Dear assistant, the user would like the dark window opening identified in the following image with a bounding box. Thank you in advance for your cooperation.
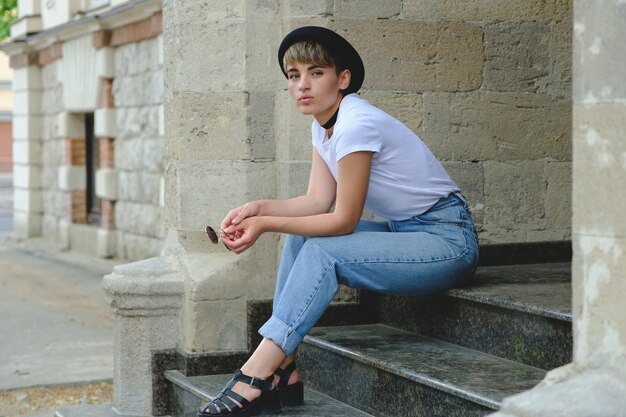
[85,113,101,225]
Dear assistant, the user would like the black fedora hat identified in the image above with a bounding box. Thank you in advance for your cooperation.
[277,26,365,95]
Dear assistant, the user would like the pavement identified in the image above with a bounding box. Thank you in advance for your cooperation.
[0,173,120,416]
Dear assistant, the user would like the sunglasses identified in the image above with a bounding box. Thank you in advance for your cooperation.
[205,226,221,244]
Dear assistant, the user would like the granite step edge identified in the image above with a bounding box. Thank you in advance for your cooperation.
[164,370,374,417]
[303,324,547,410]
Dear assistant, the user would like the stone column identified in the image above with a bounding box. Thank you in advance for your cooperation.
[489,1,626,416]
[12,57,44,238]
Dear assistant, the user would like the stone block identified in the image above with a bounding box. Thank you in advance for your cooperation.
[116,232,163,261]
[12,66,42,91]
[13,188,43,213]
[359,91,423,135]
[118,171,161,205]
[158,104,164,136]
[185,298,247,352]
[58,165,86,191]
[96,168,118,200]
[277,161,311,200]
[244,21,284,91]
[169,22,246,93]
[249,91,276,161]
[58,218,70,250]
[13,90,42,116]
[334,0,401,19]
[441,161,485,227]
[169,92,251,161]
[275,91,312,162]
[13,165,42,188]
[41,86,64,115]
[482,161,546,243]
[326,20,483,92]
[57,112,85,139]
[170,0,246,25]
[12,140,42,165]
[574,0,626,102]
[156,35,163,67]
[10,15,42,40]
[95,47,115,79]
[142,69,163,105]
[69,223,100,256]
[115,138,144,171]
[115,201,162,238]
[545,162,572,231]
[18,0,40,17]
[483,22,551,93]
[143,138,163,173]
[422,92,571,162]
[95,108,117,138]
[403,0,572,22]
[177,160,276,234]
[573,103,626,238]
[13,115,43,140]
[283,0,333,17]
[112,74,142,107]
[13,211,42,237]
[97,228,118,258]
[41,61,60,89]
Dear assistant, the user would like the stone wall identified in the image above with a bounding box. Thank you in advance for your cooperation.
[163,0,573,353]
[10,8,164,262]
[112,37,165,260]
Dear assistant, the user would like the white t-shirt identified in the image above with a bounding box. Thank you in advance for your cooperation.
[311,94,459,221]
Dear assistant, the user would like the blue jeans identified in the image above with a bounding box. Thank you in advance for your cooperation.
[258,193,479,355]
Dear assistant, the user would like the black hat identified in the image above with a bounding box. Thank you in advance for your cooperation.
[277,26,365,95]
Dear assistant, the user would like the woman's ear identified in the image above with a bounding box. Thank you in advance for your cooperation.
[339,69,351,91]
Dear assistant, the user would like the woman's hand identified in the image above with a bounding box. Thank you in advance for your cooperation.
[220,201,262,240]
[221,217,265,254]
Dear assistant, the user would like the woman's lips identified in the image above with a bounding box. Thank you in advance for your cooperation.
[299,96,313,104]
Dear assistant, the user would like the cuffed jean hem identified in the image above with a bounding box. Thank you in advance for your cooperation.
[258,315,303,356]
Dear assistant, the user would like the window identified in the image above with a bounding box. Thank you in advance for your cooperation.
[85,113,100,225]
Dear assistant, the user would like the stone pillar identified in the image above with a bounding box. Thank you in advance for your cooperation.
[12,56,44,238]
[102,256,184,416]
[162,0,282,353]
[489,1,626,416]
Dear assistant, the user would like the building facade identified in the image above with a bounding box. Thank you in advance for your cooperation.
[2,0,164,260]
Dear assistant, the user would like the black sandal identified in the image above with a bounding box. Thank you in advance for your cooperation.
[197,369,280,416]
[275,362,304,407]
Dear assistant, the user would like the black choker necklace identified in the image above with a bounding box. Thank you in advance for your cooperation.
[322,107,340,130]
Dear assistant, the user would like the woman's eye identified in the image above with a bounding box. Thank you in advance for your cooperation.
[288,74,299,80]
[312,71,323,76]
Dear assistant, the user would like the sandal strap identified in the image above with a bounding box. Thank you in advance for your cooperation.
[276,362,298,388]
[232,369,274,392]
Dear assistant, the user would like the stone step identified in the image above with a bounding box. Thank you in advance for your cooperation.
[164,369,373,417]
[299,324,547,417]
[380,262,572,369]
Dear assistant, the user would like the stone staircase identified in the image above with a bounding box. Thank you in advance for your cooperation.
[164,251,572,417]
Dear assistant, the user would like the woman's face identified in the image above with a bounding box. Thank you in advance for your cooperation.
[286,62,351,119]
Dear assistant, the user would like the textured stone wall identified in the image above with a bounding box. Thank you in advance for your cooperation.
[273,1,572,244]
[112,37,164,260]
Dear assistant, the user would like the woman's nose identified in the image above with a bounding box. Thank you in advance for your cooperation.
[298,76,310,90]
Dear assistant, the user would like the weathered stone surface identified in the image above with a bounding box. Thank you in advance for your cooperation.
[441,161,485,228]
[244,21,284,91]
[574,0,626,102]
[186,298,248,352]
[334,0,401,19]
[115,138,145,171]
[114,201,162,238]
[327,20,483,92]
[483,20,571,99]
[118,171,161,205]
[41,86,63,115]
[482,161,546,243]
[249,91,276,161]
[116,232,163,261]
[275,91,312,162]
[283,0,333,17]
[422,92,571,161]
[168,92,250,161]
[545,162,572,232]
[277,161,311,200]
[176,160,276,234]
[168,22,246,93]
[40,61,60,89]
[403,0,572,22]
[573,103,626,238]
[359,91,423,135]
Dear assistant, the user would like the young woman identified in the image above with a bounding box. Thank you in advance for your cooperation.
[198,26,479,417]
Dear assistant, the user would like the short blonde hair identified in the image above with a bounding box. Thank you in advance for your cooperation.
[282,40,339,73]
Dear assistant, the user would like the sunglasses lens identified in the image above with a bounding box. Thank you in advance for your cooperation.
[206,226,219,244]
